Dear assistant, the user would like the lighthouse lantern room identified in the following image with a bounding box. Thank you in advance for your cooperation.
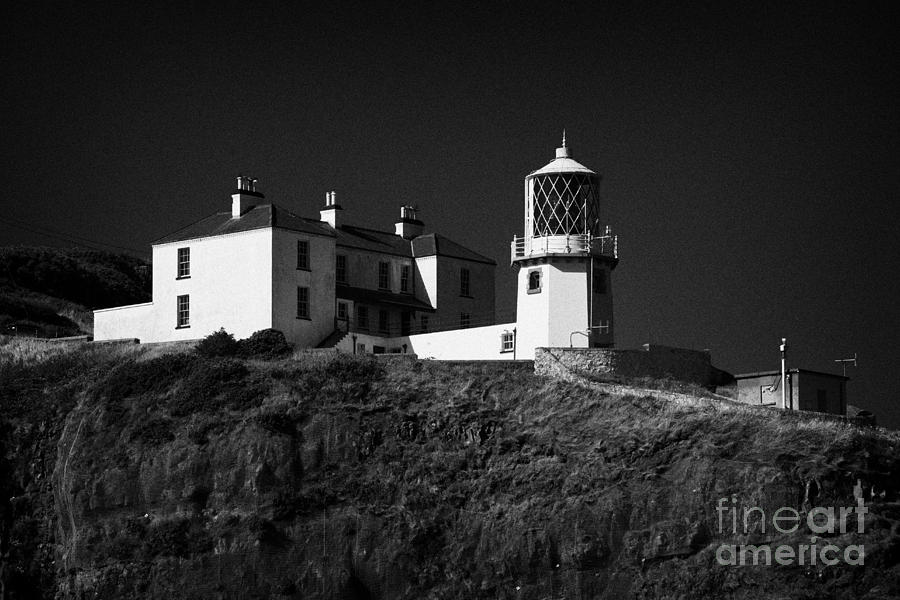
[511,134,618,354]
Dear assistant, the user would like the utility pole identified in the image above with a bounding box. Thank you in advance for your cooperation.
[780,338,788,410]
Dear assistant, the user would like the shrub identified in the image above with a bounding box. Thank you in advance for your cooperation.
[195,328,240,358]
[239,328,292,359]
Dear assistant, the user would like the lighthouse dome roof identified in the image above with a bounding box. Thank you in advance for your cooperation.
[527,144,596,178]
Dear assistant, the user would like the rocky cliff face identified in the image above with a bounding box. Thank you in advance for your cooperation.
[2,342,899,599]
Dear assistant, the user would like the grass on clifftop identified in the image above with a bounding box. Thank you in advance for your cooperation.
[1,338,899,599]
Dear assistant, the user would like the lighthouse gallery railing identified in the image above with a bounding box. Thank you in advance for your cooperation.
[510,233,618,262]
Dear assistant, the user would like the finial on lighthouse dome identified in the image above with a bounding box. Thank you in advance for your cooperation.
[556,129,571,158]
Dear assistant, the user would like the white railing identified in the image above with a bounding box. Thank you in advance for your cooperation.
[511,233,618,262]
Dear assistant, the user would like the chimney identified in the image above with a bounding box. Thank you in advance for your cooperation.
[231,176,264,218]
[395,205,424,239]
[320,191,342,228]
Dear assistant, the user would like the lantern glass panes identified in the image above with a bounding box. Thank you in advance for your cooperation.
[530,173,599,237]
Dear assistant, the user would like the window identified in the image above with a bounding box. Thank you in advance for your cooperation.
[596,320,610,335]
[527,269,542,294]
[500,331,515,353]
[593,265,607,294]
[357,305,369,330]
[297,240,310,270]
[373,345,386,354]
[400,265,411,293]
[356,343,366,354]
[337,301,348,321]
[460,268,471,296]
[378,262,390,290]
[177,248,190,279]
[390,347,402,354]
[378,309,389,334]
[420,315,429,333]
[460,312,470,329]
[336,255,347,284]
[176,295,190,328]
[296,286,310,319]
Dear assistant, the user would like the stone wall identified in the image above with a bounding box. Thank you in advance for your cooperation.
[534,344,722,387]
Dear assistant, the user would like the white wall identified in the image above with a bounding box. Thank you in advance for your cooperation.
[272,228,336,347]
[515,259,591,358]
[95,229,275,343]
[151,229,274,342]
[93,302,154,341]
[335,322,518,360]
[406,322,516,360]
[414,255,437,307]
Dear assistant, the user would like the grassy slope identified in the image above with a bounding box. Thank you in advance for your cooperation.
[0,246,150,337]
[1,339,898,599]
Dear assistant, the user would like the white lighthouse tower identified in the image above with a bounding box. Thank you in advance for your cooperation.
[511,134,618,357]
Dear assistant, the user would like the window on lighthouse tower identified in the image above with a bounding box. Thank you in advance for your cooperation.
[527,269,542,294]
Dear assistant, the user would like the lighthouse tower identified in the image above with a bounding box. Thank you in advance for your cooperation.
[511,134,618,357]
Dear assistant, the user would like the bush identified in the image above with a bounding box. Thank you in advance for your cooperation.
[195,328,240,357]
[195,328,292,359]
[239,328,293,359]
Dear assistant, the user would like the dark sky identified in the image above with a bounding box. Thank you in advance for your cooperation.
[3,2,899,427]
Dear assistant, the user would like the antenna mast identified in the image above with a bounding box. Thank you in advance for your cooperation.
[834,353,857,377]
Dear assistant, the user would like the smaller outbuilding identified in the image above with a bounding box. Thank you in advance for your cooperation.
[730,369,848,416]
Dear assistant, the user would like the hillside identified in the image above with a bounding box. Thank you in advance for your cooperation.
[0,246,150,337]
[1,339,898,599]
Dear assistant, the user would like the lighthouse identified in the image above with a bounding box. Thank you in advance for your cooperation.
[511,134,618,356]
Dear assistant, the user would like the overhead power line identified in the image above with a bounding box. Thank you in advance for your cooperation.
[0,215,150,257]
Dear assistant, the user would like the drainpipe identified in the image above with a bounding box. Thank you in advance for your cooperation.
[780,338,787,410]
[352,335,357,355]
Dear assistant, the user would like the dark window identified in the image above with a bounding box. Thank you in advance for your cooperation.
[372,345,386,354]
[378,262,390,290]
[378,309,389,334]
[527,269,542,293]
[401,311,411,335]
[337,301,348,321]
[177,248,190,278]
[176,294,190,328]
[336,255,347,284]
[357,305,369,330]
[297,240,310,270]
[460,268,471,296]
[420,315,429,333]
[400,265,411,293]
[356,343,366,354]
[460,312,470,329]
[296,286,310,319]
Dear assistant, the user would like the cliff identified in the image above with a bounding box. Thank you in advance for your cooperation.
[1,339,898,599]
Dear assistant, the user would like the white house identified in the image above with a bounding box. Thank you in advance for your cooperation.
[94,138,618,359]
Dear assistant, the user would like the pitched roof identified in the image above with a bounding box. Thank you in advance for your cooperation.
[336,285,436,312]
[335,227,496,265]
[153,203,334,245]
[412,233,496,265]
[334,225,414,257]
[152,203,496,265]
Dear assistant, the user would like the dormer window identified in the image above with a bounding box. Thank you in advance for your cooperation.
[177,248,190,279]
